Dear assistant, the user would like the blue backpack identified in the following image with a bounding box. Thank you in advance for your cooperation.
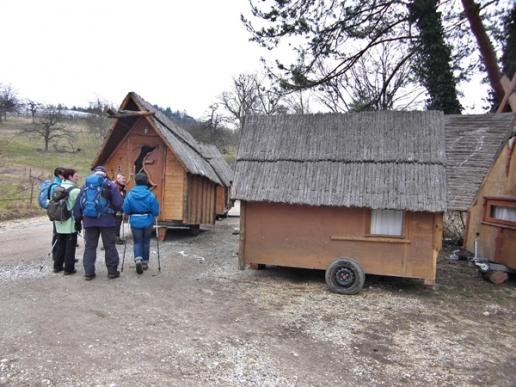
[80,174,114,218]
[38,179,58,209]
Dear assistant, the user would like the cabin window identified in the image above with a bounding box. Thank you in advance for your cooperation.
[484,197,516,228]
[370,209,404,236]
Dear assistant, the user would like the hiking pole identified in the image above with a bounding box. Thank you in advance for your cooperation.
[121,215,127,272]
[155,217,161,272]
[40,238,59,271]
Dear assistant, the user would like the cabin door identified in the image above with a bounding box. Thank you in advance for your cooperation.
[128,136,165,205]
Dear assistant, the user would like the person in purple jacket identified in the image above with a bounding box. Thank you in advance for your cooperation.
[73,166,123,280]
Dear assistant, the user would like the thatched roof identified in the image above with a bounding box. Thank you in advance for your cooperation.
[445,113,515,211]
[198,144,233,187]
[232,111,447,212]
[93,92,222,185]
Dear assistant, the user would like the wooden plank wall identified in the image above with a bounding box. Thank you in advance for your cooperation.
[466,139,516,269]
[215,185,226,215]
[186,175,216,225]
[242,202,438,283]
[161,149,185,221]
[104,136,130,181]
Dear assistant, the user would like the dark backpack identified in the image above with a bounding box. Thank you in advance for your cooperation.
[47,186,74,221]
[38,179,57,209]
[80,174,114,218]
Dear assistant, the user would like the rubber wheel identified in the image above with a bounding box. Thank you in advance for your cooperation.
[325,258,365,295]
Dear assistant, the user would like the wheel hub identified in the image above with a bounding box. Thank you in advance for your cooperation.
[335,267,355,287]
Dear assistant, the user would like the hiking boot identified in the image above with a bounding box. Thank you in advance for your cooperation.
[116,238,124,245]
[84,273,96,281]
[63,269,77,275]
[142,262,149,271]
[135,261,143,275]
[53,267,64,273]
[108,271,120,279]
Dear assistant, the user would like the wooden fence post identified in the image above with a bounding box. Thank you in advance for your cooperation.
[29,168,34,206]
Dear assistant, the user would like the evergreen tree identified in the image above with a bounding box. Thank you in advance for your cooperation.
[409,0,462,113]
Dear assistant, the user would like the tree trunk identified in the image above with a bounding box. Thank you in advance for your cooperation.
[461,0,505,101]
[44,137,49,152]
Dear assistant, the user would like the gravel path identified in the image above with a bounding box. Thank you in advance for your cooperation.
[0,216,515,386]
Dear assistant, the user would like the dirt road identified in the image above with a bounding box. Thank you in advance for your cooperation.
[0,216,515,386]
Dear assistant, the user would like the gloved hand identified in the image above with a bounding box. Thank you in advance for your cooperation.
[74,219,82,234]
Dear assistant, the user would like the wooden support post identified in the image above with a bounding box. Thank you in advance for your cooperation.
[485,271,509,285]
[157,227,167,241]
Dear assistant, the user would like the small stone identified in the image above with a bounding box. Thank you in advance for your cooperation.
[292,352,299,357]
[483,311,490,317]
[0,359,7,363]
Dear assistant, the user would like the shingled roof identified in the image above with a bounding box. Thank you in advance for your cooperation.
[198,144,233,187]
[445,113,515,211]
[232,111,447,212]
[93,92,221,185]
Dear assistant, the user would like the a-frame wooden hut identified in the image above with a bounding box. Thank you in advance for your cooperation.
[199,144,234,218]
[232,111,447,294]
[93,92,225,239]
[446,113,515,282]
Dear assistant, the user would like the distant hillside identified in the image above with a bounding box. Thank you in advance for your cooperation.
[153,105,196,124]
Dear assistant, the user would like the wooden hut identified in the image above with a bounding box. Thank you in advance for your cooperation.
[199,144,234,218]
[446,113,516,282]
[232,111,447,294]
[93,92,227,239]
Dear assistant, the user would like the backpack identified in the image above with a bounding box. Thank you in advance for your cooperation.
[38,179,58,209]
[47,186,74,221]
[80,174,115,218]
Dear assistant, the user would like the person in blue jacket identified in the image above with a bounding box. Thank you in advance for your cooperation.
[123,173,160,274]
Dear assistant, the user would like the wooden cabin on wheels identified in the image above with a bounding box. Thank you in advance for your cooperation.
[199,144,234,218]
[446,113,516,283]
[232,111,447,294]
[92,92,232,239]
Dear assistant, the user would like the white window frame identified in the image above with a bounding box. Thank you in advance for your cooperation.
[370,209,404,237]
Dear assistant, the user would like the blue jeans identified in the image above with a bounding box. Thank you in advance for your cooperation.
[131,226,152,262]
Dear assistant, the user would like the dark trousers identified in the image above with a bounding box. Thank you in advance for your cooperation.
[83,227,119,276]
[131,226,153,262]
[54,233,77,272]
[114,215,123,238]
[51,223,59,261]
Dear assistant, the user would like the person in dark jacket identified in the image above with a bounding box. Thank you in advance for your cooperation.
[122,173,160,274]
[73,166,123,280]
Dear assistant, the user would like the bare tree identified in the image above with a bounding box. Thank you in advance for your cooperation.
[219,73,290,130]
[219,74,259,130]
[86,98,113,139]
[284,90,312,114]
[315,44,423,112]
[21,105,74,152]
[0,84,20,122]
[25,100,41,123]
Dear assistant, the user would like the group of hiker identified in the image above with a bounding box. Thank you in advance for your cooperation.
[43,166,159,280]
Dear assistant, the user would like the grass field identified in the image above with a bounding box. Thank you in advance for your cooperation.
[0,115,102,220]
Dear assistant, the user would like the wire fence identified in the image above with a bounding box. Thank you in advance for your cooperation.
[0,168,47,206]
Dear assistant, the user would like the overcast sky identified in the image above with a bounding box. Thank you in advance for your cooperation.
[2,1,488,119]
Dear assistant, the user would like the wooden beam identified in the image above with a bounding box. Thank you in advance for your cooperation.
[496,74,516,113]
[107,109,155,118]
